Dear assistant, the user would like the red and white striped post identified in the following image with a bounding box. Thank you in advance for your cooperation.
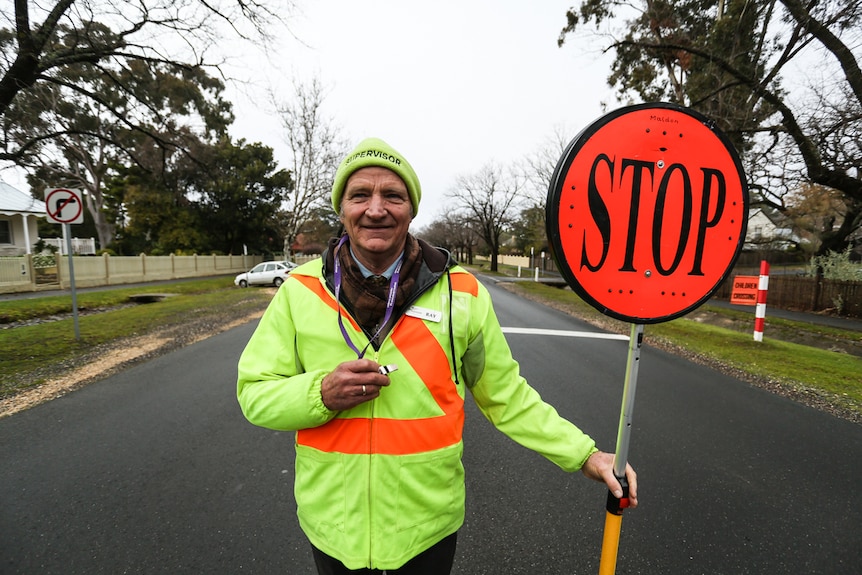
[753,260,770,342]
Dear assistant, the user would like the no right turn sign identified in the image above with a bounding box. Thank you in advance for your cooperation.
[45,188,84,225]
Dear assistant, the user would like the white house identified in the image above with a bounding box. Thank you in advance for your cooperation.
[0,181,45,256]
[745,207,799,251]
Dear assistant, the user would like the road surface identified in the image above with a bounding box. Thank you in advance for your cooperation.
[1,277,860,574]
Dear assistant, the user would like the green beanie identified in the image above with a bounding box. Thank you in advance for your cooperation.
[331,137,422,216]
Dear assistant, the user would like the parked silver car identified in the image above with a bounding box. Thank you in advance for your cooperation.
[234,261,297,288]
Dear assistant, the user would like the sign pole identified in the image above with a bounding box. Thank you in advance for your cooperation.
[64,222,81,341]
[753,261,770,342]
[598,323,643,575]
[44,187,84,342]
[545,103,749,574]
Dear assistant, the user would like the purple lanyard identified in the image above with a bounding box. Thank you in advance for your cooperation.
[333,235,403,358]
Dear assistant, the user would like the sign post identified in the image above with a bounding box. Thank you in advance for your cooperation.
[545,103,748,574]
[753,261,770,342]
[44,187,84,341]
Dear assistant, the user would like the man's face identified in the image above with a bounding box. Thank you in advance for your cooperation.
[340,166,413,271]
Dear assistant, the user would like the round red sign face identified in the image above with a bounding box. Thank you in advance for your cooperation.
[547,103,748,324]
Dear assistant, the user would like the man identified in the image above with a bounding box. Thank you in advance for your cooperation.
[237,137,637,574]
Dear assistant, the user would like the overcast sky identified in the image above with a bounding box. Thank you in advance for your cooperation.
[226,0,619,229]
[0,1,620,231]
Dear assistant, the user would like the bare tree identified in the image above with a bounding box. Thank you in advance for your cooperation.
[518,124,576,253]
[523,124,573,208]
[448,163,525,272]
[447,211,481,265]
[275,77,347,256]
[415,209,478,265]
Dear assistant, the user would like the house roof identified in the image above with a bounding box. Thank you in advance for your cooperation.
[0,180,46,217]
[746,207,799,245]
[749,206,792,227]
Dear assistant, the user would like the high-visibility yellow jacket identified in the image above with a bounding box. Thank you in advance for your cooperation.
[237,245,597,570]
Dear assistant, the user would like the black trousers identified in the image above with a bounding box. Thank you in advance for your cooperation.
[310,532,458,575]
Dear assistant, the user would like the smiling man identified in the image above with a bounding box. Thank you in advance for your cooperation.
[237,137,637,574]
[337,165,414,274]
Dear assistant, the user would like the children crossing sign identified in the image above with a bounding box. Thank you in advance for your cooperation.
[547,103,748,324]
[45,188,84,225]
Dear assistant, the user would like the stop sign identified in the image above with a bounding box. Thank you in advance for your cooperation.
[547,103,748,324]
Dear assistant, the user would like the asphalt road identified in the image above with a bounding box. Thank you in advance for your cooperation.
[1,278,860,574]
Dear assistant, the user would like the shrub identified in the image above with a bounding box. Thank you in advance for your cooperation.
[808,247,862,281]
[31,253,56,268]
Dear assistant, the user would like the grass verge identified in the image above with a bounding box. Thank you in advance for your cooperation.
[0,277,243,324]
[508,280,862,421]
[0,278,272,399]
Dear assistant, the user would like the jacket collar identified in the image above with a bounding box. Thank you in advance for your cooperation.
[322,234,457,297]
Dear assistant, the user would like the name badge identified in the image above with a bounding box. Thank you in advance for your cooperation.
[406,305,442,323]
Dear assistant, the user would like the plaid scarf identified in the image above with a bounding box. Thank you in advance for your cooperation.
[333,234,423,343]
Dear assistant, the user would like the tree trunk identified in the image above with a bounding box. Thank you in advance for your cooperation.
[83,188,114,250]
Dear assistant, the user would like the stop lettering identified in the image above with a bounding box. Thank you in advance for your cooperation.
[547,103,748,324]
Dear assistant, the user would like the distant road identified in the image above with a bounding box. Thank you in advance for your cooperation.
[492,273,862,333]
[705,296,862,331]
[1,277,860,573]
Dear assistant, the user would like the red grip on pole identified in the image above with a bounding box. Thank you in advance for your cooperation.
[605,476,630,516]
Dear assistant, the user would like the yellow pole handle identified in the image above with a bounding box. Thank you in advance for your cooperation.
[598,510,623,575]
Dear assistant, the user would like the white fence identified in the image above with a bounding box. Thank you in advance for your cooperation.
[475,254,552,270]
[40,237,97,255]
[0,253,265,293]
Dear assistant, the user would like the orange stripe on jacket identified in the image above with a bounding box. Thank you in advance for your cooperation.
[450,272,478,297]
[298,413,464,456]
[296,278,468,455]
[292,274,360,331]
[391,316,462,415]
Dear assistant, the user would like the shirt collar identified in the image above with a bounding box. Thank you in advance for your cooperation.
[349,246,404,279]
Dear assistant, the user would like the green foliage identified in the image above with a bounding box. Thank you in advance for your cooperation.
[1,2,296,259]
[2,18,235,252]
[562,0,772,154]
[509,205,548,255]
[808,248,862,281]
[105,136,289,255]
[31,253,56,268]
[33,239,58,255]
[189,137,292,255]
